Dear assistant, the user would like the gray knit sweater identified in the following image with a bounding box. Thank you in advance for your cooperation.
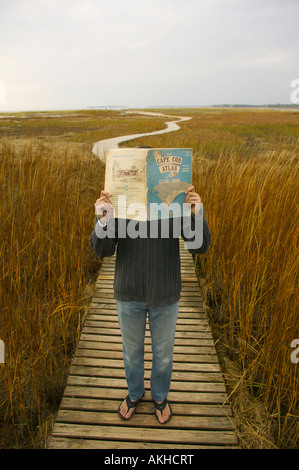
[89,213,211,307]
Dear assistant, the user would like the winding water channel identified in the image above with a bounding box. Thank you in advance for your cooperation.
[92,111,192,162]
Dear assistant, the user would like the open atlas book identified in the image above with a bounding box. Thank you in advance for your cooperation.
[105,148,192,221]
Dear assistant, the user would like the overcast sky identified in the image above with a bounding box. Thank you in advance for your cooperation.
[0,0,298,111]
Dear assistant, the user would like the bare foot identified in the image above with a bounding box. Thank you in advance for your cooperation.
[118,398,136,419]
[155,400,172,424]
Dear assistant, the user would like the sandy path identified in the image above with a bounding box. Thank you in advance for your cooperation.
[92,111,191,162]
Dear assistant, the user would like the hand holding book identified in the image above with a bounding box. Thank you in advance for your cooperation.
[184,185,203,215]
[94,190,114,226]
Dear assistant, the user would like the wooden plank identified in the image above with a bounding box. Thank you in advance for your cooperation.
[66,375,226,393]
[76,341,217,355]
[55,409,235,431]
[82,325,211,336]
[51,423,238,445]
[86,309,207,319]
[59,397,232,417]
[87,306,207,315]
[75,349,219,363]
[62,386,229,404]
[85,310,206,319]
[68,365,224,383]
[79,333,215,347]
[83,322,210,333]
[71,357,222,373]
[47,437,236,449]
[84,316,209,327]
[82,325,213,338]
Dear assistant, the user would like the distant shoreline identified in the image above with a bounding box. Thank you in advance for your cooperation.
[1,104,299,114]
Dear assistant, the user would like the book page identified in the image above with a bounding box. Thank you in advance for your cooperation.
[105,148,148,221]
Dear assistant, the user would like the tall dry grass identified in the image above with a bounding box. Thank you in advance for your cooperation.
[193,149,298,448]
[0,138,104,447]
[0,109,298,448]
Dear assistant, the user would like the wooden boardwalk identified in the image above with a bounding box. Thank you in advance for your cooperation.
[47,239,238,449]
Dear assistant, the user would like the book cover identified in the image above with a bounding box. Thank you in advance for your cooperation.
[146,148,192,220]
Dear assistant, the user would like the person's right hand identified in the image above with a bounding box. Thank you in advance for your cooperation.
[94,190,114,225]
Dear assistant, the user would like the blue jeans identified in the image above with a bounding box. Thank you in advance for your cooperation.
[116,299,179,403]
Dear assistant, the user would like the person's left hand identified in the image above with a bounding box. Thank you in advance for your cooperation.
[184,185,203,215]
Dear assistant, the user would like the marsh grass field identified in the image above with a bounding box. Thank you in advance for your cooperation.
[0,108,298,448]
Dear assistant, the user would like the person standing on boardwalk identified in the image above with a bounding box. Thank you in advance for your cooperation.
[89,185,211,424]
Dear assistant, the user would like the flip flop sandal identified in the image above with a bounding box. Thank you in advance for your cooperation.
[154,398,173,424]
[118,393,144,420]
